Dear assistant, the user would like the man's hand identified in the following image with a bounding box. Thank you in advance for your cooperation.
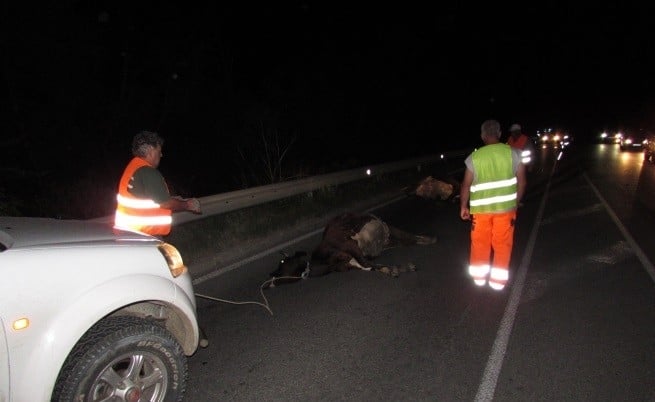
[166,196,202,213]
[460,168,473,221]
[186,198,202,214]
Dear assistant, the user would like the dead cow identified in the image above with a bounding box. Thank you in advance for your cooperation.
[413,176,460,202]
[267,212,436,287]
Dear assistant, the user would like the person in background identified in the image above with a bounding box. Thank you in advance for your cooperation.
[459,120,526,291]
[114,130,201,236]
[507,123,536,172]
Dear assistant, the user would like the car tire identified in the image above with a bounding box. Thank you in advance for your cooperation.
[52,315,187,402]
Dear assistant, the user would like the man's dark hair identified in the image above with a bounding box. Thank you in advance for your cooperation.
[132,131,164,157]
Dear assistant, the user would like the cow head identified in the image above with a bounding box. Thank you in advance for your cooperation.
[265,251,310,288]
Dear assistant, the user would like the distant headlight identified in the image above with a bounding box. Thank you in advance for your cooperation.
[158,242,187,277]
[625,139,633,145]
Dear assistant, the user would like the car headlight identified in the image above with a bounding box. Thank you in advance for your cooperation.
[158,242,187,277]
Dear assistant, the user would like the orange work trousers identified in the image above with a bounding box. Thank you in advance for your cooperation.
[469,210,516,289]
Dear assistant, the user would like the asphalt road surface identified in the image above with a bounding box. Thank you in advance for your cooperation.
[186,142,655,402]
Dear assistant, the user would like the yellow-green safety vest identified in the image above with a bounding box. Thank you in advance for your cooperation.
[469,143,517,214]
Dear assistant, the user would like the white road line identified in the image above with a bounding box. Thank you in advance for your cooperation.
[583,173,655,283]
[474,160,557,402]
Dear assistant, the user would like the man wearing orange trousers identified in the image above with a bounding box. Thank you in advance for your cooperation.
[459,120,526,290]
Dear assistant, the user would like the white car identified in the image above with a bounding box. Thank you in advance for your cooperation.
[0,217,200,401]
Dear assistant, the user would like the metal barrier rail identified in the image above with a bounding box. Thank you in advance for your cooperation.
[94,149,470,225]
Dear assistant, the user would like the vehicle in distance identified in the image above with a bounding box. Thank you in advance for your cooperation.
[599,132,622,144]
[619,132,648,151]
[0,217,200,401]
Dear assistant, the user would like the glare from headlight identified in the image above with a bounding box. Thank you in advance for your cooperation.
[158,242,187,277]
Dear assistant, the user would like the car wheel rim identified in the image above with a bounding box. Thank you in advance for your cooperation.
[89,351,168,402]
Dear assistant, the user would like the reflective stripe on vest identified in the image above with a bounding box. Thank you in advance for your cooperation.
[470,143,517,214]
[509,135,532,164]
[114,157,172,236]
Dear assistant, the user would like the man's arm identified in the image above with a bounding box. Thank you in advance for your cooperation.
[161,197,202,214]
[460,168,473,220]
[516,162,527,204]
[138,168,202,214]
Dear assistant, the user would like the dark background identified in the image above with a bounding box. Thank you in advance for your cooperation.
[2,2,655,218]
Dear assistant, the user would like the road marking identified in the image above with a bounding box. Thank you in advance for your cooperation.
[583,173,655,283]
[474,163,655,401]
[474,159,557,402]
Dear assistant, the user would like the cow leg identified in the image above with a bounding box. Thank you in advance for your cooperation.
[347,257,372,271]
[373,262,418,277]
[328,241,373,271]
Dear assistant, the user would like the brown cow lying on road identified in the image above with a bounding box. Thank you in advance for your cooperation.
[266,212,436,287]
[412,176,461,202]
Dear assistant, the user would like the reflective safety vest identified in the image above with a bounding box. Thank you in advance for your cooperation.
[508,134,532,164]
[507,134,528,149]
[114,157,172,236]
[469,143,518,214]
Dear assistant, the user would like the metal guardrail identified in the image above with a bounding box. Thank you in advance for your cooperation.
[93,149,470,225]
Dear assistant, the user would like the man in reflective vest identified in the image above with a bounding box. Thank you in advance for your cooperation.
[114,131,201,236]
[507,123,536,172]
[459,120,526,291]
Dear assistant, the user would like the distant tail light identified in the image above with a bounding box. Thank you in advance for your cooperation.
[158,242,187,277]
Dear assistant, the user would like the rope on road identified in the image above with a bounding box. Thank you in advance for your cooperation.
[195,275,304,316]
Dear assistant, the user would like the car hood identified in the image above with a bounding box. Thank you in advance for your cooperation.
[0,217,157,250]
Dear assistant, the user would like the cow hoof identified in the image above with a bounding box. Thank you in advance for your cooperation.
[407,263,417,272]
[379,267,391,275]
[391,267,400,277]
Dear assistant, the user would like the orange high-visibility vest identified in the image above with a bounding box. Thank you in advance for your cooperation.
[508,134,533,164]
[507,134,528,149]
[114,157,172,236]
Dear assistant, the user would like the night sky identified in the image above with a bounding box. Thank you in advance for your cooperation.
[2,3,655,218]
